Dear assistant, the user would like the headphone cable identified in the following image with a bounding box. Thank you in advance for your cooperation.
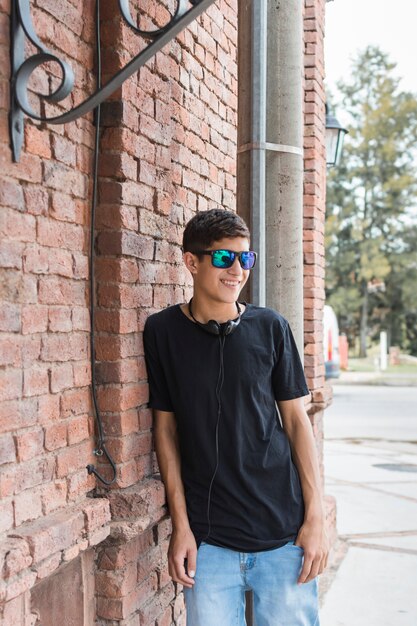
[202,332,226,541]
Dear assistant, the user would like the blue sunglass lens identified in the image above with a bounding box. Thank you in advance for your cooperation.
[212,250,233,267]
[240,252,256,269]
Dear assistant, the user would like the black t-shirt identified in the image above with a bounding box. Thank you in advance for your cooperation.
[143,303,309,552]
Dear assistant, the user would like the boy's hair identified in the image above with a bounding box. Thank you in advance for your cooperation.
[183,209,250,253]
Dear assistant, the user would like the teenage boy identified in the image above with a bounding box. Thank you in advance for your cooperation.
[144,209,328,626]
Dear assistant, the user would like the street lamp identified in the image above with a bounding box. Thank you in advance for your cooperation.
[325,104,348,167]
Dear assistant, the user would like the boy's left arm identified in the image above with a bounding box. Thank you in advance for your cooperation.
[278,396,330,584]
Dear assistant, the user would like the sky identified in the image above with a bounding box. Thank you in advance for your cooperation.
[325,0,417,218]
[325,0,417,99]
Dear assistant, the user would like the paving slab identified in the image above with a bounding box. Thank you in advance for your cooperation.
[326,483,417,536]
[324,385,417,441]
[351,534,417,552]
[368,481,417,500]
[324,445,417,484]
[320,546,417,626]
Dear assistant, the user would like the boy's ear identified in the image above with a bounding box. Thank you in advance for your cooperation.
[183,251,198,274]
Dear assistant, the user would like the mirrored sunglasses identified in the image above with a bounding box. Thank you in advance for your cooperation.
[194,249,257,270]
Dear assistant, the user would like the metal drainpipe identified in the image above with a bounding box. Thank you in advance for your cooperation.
[248,0,267,307]
[237,0,266,308]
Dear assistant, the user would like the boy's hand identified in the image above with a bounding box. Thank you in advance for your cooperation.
[295,520,329,584]
[168,527,197,588]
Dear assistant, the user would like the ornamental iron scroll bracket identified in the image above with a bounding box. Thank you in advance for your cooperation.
[9,0,216,162]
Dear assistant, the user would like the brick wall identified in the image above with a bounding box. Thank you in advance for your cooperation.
[0,0,238,623]
[303,0,336,542]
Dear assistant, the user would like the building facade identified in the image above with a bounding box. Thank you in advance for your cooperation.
[0,0,332,623]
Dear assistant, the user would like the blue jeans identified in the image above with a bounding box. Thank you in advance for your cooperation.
[184,541,320,626]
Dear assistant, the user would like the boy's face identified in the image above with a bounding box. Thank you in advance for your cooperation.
[184,237,251,304]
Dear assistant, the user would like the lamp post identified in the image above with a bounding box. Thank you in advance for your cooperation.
[325,104,348,167]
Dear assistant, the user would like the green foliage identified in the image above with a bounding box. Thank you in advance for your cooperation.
[326,46,417,356]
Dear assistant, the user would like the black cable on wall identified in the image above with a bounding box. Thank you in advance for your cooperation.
[86,0,117,486]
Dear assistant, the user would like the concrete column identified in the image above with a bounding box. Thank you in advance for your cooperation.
[237,0,304,354]
[265,0,304,352]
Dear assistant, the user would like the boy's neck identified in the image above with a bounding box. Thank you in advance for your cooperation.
[188,295,242,324]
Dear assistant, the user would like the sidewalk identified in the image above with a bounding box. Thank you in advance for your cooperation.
[318,385,417,625]
[333,369,417,387]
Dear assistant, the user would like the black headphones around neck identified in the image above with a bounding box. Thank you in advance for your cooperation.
[188,298,241,336]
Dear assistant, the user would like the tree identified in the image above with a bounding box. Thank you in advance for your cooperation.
[325,46,417,357]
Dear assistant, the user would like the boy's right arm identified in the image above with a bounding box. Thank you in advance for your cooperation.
[154,409,197,588]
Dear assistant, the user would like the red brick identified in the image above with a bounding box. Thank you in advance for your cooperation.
[96,562,137,598]
[104,457,139,489]
[52,134,77,167]
[44,421,67,451]
[15,427,44,461]
[48,306,73,332]
[51,191,78,223]
[50,361,74,392]
[21,304,48,334]
[60,387,91,417]
[24,185,49,216]
[25,124,52,158]
[157,606,173,626]
[41,479,67,514]
[139,581,174,625]
[72,361,91,387]
[136,453,153,481]
[82,497,110,532]
[95,308,138,334]
[0,399,37,436]
[0,499,14,534]
[37,394,60,424]
[42,159,86,197]
[72,306,90,331]
[14,487,43,525]
[96,358,143,385]
[0,239,24,269]
[97,384,148,413]
[100,410,139,437]
[40,333,88,362]
[96,231,154,260]
[11,506,85,563]
[1,208,36,242]
[1,537,33,580]
[104,432,151,464]
[38,276,86,305]
[0,432,16,465]
[67,414,90,445]
[0,334,21,367]
[96,257,139,283]
[0,179,24,210]
[72,252,89,279]
[37,216,85,251]
[67,467,96,501]
[0,368,23,401]
[23,243,49,273]
[0,455,54,498]
[23,364,50,397]
[47,247,74,277]
[56,440,94,478]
